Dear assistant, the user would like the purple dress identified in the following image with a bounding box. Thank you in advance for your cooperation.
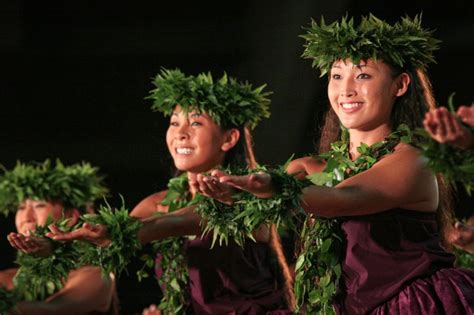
[335,209,474,314]
[185,234,289,314]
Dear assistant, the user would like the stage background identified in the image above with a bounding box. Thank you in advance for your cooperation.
[0,1,472,313]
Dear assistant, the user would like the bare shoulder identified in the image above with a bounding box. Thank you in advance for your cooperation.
[379,142,427,170]
[130,190,169,218]
[287,156,326,179]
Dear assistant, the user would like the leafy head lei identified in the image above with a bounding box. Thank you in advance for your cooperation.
[301,14,441,76]
[0,159,108,216]
[147,68,271,129]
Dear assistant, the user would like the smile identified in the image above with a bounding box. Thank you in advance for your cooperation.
[176,148,194,155]
[340,102,363,112]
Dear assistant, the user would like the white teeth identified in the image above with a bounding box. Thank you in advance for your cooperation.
[341,102,362,109]
[176,148,193,155]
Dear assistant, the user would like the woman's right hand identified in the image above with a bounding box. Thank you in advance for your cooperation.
[7,233,53,257]
[423,107,474,149]
[46,222,111,247]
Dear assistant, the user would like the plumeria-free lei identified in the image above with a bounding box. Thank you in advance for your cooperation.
[295,124,411,314]
[194,163,306,248]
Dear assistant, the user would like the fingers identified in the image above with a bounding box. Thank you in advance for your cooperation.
[142,304,161,315]
[457,105,474,126]
[7,233,42,253]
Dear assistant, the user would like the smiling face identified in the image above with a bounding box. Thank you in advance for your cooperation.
[166,106,238,173]
[15,199,64,235]
[328,59,409,132]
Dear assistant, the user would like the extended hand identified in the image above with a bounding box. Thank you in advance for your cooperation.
[7,233,54,257]
[423,107,474,149]
[218,171,274,198]
[46,222,111,247]
[190,170,236,205]
[457,105,474,127]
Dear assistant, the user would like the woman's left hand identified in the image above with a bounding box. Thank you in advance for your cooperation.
[7,232,54,257]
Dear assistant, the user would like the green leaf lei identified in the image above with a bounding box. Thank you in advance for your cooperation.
[301,14,440,76]
[78,201,143,277]
[147,68,271,129]
[412,96,474,195]
[0,286,20,314]
[295,124,410,314]
[194,163,306,248]
[143,173,192,315]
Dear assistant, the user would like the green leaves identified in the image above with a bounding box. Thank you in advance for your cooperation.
[296,125,408,313]
[148,68,271,129]
[195,165,306,248]
[0,159,108,217]
[301,14,440,76]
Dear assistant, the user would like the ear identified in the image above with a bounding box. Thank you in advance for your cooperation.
[221,128,240,152]
[394,73,411,97]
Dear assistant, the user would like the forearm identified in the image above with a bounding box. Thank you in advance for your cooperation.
[137,206,202,245]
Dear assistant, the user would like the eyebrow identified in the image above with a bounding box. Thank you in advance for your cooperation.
[190,113,202,118]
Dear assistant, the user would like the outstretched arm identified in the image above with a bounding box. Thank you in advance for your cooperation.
[12,266,115,315]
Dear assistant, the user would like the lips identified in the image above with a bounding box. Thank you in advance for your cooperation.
[175,147,194,155]
[340,102,363,113]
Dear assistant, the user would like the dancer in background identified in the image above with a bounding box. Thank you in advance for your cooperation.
[0,160,118,315]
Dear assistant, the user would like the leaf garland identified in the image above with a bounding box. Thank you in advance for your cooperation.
[147,68,271,129]
[194,163,306,248]
[0,286,20,314]
[0,159,108,217]
[78,201,143,277]
[411,95,474,195]
[295,124,410,314]
[301,14,440,76]
[139,173,192,315]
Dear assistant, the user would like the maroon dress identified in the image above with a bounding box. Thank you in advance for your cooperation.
[155,235,289,315]
[185,234,289,314]
[335,209,474,314]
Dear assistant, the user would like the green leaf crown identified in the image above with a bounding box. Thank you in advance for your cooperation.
[301,14,441,76]
[0,159,108,216]
[147,68,271,129]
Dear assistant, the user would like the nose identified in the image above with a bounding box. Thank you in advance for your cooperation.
[23,203,36,222]
[340,78,357,97]
[174,124,190,141]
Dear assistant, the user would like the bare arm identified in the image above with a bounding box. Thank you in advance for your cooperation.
[137,206,202,245]
[13,266,115,315]
[301,145,438,217]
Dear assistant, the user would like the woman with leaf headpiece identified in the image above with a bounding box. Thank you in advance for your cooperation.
[197,14,474,314]
[50,69,294,315]
[0,160,118,315]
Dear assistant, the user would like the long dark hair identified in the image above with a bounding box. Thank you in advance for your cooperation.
[316,62,453,246]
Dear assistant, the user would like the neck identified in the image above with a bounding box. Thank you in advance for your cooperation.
[348,124,392,159]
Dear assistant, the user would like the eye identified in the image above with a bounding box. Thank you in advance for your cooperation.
[331,73,342,80]
[17,205,26,211]
[357,73,371,80]
[190,121,203,127]
[34,203,47,210]
[169,121,179,127]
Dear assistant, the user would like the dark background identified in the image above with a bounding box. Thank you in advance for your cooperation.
[0,1,473,313]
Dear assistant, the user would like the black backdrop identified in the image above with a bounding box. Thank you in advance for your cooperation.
[0,1,473,313]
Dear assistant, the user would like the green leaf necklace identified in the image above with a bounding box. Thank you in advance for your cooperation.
[295,124,410,314]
